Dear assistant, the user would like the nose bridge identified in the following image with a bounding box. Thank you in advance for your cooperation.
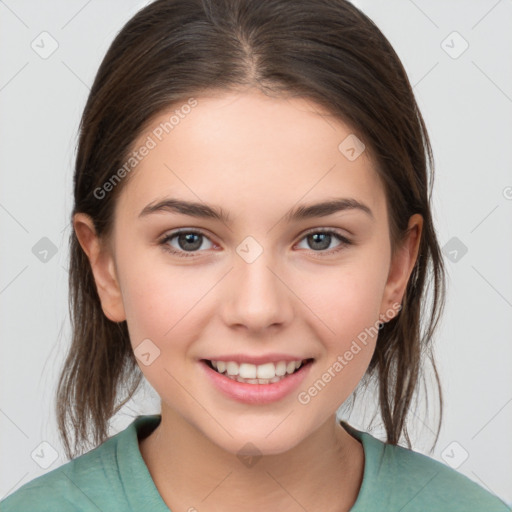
[223,237,292,330]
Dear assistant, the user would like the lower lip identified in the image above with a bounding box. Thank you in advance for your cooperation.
[200,359,314,404]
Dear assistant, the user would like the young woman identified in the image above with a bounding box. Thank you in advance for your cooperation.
[2,0,509,510]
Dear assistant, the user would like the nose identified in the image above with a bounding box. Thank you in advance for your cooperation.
[220,248,294,333]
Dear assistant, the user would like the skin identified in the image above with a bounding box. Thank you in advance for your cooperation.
[74,88,422,512]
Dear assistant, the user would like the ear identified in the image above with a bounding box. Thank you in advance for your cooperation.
[379,213,423,322]
[73,213,126,323]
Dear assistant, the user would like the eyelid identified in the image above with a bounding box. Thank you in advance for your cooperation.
[294,227,353,255]
[159,226,353,258]
[159,227,216,241]
[299,226,351,240]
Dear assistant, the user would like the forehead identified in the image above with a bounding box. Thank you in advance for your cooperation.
[115,89,386,226]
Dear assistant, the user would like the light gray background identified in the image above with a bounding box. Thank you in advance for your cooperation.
[1,0,511,506]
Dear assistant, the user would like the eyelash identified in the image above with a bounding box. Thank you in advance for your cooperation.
[158,228,353,258]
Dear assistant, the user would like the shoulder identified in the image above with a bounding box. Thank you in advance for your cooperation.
[0,431,125,512]
[381,441,509,510]
[344,423,511,512]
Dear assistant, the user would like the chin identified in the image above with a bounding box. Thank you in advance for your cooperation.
[202,424,307,458]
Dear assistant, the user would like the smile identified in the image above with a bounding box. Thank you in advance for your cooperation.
[200,358,314,404]
[205,359,312,384]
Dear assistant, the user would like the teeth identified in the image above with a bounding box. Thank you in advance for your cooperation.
[226,361,239,376]
[210,359,307,379]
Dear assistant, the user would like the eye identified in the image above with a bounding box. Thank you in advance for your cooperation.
[159,228,353,259]
[295,228,352,256]
[159,229,215,258]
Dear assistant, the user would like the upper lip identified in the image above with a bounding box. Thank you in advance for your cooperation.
[201,354,314,365]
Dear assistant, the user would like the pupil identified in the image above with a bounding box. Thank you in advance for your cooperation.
[309,233,330,250]
[179,233,201,251]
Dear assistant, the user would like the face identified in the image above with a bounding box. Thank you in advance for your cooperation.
[75,88,421,455]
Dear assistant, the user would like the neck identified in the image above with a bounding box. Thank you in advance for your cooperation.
[139,406,364,512]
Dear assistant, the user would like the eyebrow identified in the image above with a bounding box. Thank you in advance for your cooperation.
[138,197,374,223]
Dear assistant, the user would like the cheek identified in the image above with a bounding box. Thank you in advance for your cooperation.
[115,239,207,344]
[119,261,211,394]
[300,257,387,338]
[293,257,386,403]
[122,266,211,344]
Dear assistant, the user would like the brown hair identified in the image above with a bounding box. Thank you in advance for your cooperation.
[57,0,447,460]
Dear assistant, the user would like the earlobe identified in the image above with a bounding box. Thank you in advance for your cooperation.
[379,214,423,321]
[73,213,126,323]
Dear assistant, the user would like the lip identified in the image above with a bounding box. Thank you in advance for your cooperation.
[199,358,314,404]
[201,353,311,365]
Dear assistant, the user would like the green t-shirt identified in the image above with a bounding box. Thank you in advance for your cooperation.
[1,414,509,511]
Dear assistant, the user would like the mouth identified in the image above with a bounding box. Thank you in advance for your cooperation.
[201,358,315,385]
